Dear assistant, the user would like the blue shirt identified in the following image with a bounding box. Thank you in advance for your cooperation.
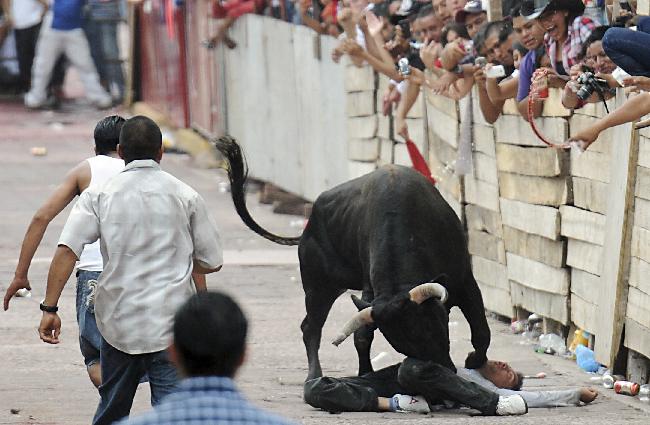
[52,0,85,30]
[118,376,296,425]
[516,49,537,102]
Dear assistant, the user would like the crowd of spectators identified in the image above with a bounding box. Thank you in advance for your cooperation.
[0,0,125,109]
[218,0,650,149]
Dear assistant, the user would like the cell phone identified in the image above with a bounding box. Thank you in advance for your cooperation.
[486,65,506,78]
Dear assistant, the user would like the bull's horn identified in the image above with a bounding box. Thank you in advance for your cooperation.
[409,282,448,305]
[351,294,371,311]
[331,307,373,347]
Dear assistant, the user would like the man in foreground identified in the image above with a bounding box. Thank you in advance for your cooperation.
[37,116,223,424]
[118,291,295,425]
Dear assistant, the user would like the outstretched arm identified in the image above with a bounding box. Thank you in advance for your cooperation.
[4,161,88,310]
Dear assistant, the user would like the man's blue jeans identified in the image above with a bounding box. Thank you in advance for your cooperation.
[83,20,125,98]
[92,339,179,425]
[603,17,650,77]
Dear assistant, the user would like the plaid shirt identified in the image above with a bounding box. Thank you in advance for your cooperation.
[118,376,296,425]
[545,16,596,75]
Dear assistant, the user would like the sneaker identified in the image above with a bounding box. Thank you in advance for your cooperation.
[495,394,528,416]
[392,394,430,414]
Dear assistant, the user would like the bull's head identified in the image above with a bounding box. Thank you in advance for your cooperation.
[332,282,455,370]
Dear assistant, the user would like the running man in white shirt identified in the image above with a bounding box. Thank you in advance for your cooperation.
[4,115,126,387]
[37,115,223,425]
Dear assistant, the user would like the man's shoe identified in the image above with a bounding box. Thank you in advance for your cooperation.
[392,394,430,414]
[496,394,528,416]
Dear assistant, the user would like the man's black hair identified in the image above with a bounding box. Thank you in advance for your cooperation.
[173,291,248,377]
[118,115,162,163]
[512,372,525,391]
[441,22,470,47]
[94,115,125,155]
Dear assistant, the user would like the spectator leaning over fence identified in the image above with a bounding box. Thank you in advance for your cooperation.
[3,0,66,97]
[569,90,650,150]
[37,116,223,425]
[433,0,453,24]
[439,0,486,72]
[562,25,619,110]
[513,2,553,118]
[602,15,650,78]
[486,41,527,102]
[522,0,596,76]
[116,292,296,425]
[24,0,112,109]
[84,0,124,103]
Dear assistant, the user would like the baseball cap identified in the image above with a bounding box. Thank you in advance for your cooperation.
[455,0,488,23]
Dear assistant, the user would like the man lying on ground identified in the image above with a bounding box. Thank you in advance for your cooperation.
[305,358,598,415]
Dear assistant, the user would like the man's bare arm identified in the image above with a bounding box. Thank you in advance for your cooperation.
[4,161,90,310]
[192,272,208,292]
[192,259,222,275]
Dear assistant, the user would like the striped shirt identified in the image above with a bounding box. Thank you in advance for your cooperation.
[544,15,596,75]
[118,376,296,425]
[59,160,223,355]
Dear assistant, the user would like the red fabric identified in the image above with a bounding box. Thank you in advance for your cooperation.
[211,0,265,19]
[406,139,436,185]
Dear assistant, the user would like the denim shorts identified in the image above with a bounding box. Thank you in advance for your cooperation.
[76,269,102,368]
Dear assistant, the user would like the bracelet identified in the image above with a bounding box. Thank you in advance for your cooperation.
[39,301,58,313]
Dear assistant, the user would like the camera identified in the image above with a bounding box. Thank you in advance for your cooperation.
[485,65,506,78]
[398,58,410,76]
[575,71,610,101]
[460,40,474,55]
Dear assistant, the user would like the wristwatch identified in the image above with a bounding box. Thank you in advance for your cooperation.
[39,301,58,313]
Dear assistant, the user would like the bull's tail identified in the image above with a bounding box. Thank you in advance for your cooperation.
[212,135,301,246]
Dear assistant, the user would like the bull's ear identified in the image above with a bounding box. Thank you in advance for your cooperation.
[351,294,372,311]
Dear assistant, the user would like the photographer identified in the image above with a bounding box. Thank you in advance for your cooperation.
[486,43,527,102]
[439,0,487,71]
[562,26,618,110]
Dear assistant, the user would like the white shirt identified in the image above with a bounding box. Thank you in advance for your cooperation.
[457,368,582,408]
[60,160,223,354]
[76,155,125,272]
[11,0,45,30]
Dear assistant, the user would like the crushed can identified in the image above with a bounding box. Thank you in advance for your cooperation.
[603,373,625,389]
[614,381,640,396]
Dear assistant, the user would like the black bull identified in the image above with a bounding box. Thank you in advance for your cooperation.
[214,136,491,381]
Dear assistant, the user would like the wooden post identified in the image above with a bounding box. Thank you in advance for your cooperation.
[487,0,503,21]
[594,90,639,366]
[637,0,650,16]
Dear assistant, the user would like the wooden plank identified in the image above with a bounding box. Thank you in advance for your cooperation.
[438,187,463,220]
[465,177,500,212]
[573,177,608,214]
[495,115,567,147]
[502,226,565,268]
[348,161,376,179]
[428,109,459,149]
[348,138,380,162]
[471,255,509,291]
[478,284,514,319]
[634,165,650,201]
[571,293,598,335]
[473,123,496,157]
[595,91,638,367]
[559,206,605,245]
[495,144,567,177]
[569,114,614,153]
[498,173,570,207]
[626,287,650,329]
[468,231,506,264]
[633,197,650,231]
[506,253,570,295]
[631,225,650,263]
[344,64,375,92]
[429,130,458,166]
[510,281,569,324]
[629,256,650,296]
[472,152,498,185]
[624,318,650,361]
[346,91,375,117]
[425,85,458,120]
[638,136,650,169]
[570,148,610,183]
[466,204,503,237]
[566,238,603,276]
[571,268,600,305]
[500,198,560,240]
[347,115,378,139]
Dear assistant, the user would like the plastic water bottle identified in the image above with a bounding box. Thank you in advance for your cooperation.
[575,344,600,372]
[539,334,566,354]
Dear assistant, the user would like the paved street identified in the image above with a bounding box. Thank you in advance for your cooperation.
[0,100,649,424]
